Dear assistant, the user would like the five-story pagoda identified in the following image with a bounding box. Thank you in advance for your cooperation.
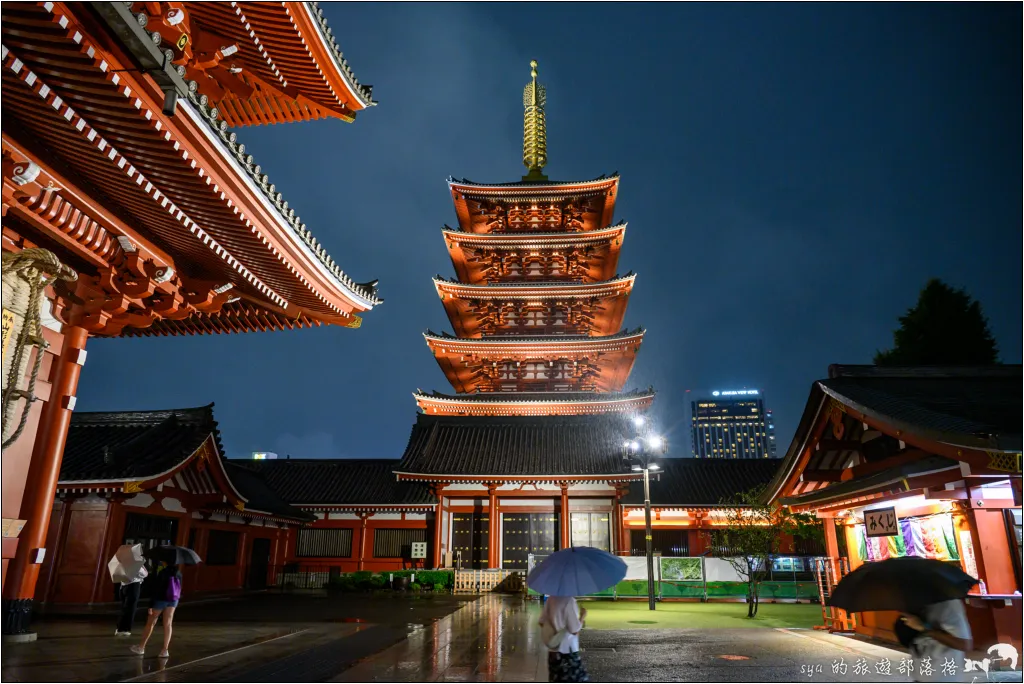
[397,63,651,571]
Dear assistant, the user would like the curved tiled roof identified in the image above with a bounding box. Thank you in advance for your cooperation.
[622,458,783,507]
[241,459,435,506]
[447,174,619,190]
[424,327,644,345]
[396,414,641,479]
[433,274,635,298]
[180,87,381,308]
[304,2,376,108]
[60,405,221,483]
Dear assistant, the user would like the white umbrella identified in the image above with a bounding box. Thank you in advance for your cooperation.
[108,544,147,584]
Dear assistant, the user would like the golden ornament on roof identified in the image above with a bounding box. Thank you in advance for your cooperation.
[522,60,548,182]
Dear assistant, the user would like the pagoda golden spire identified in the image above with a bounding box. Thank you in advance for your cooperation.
[522,60,548,181]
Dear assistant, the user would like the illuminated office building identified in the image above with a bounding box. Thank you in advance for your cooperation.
[691,390,776,459]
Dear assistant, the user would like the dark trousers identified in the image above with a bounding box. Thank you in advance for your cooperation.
[117,582,142,633]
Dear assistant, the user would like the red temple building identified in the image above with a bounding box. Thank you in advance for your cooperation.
[1,1,380,637]
[766,365,1022,652]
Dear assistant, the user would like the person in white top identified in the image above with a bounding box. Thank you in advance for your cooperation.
[538,595,590,682]
[114,546,148,637]
[901,599,973,682]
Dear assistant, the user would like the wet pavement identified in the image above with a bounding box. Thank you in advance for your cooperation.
[4,593,1021,682]
[1,592,474,683]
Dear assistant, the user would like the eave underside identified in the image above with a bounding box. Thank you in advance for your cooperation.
[427,342,641,394]
[443,229,624,285]
[437,284,632,338]
[448,177,618,234]
[415,390,655,416]
[0,3,378,333]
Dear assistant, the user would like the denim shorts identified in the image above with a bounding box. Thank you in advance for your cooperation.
[151,600,178,610]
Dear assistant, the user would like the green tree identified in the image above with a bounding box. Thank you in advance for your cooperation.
[875,279,999,366]
[705,486,821,618]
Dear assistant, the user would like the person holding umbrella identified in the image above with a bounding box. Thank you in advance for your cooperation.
[129,545,199,658]
[828,556,976,682]
[529,546,627,683]
[900,602,973,682]
[109,544,147,636]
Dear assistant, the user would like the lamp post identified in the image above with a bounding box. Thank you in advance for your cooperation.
[623,415,666,611]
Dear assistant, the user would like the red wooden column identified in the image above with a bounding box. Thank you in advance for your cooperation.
[559,483,570,549]
[432,487,444,569]
[822,516,851,630]
[613,486,627,555]
[963,505,1017,595]
[487,484,499,569]
[2,325,87,638]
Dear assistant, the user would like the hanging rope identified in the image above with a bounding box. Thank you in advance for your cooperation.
[1,248,78,450]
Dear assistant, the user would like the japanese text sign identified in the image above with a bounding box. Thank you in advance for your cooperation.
[865,506,899,538]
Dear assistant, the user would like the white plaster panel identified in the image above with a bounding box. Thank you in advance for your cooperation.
[314,512,325,520]
[265,521,279,528]
[327,512,360,520]
[191,511,204,519]
[210,512,228,522]
[228,515,245,525]
[444,483,482,491]
[448,499,487,507]
[371,513,402,521]
[406,513,427,520]
[500,498,558,507]
[568,483,614,492]
[160,497,186,513]
[123,493,156,509]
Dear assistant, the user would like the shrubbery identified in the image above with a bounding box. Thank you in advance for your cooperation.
[325,569,454,594]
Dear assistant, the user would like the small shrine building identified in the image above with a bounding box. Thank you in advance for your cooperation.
[765,365,1022,652]
[1,1,381,636]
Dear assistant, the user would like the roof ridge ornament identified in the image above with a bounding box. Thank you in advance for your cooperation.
[522,60,548,182]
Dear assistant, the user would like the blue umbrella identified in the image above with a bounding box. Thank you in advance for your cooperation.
[527,546,628,597]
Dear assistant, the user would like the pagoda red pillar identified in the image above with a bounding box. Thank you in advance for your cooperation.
[2,325,87,637]
[559,483,570,549]
[613,490,626,555]
[487,484,499,569]
[357,513,369,571]
[432,488,444,569]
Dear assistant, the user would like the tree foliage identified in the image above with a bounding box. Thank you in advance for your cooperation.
[875,279,999,366]
[704,486,822,618]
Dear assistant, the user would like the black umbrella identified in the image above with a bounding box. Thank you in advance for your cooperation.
[143,545,201,566]
[828,557,977,614]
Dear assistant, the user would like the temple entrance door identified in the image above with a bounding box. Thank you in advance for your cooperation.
[247,538,271,589]
[503,513,559,570]
[123,513,179,601]
[451,512,488,569]
[570,512,611,551]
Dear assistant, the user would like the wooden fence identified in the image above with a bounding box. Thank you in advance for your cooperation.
[453,569,525,594]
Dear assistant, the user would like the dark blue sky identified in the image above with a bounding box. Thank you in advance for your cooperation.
[78,3,1022,460]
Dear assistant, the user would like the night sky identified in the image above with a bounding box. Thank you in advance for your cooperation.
[77,3,1022,461]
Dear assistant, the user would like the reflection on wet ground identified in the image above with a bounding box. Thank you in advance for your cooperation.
[5,594,1020,682]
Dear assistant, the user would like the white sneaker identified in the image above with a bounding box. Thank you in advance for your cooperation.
[129,645,145,655]
[115,631,132,637]
[158,650,169,658]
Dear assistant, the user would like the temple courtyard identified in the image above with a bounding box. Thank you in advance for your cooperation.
[5,594,1018,683]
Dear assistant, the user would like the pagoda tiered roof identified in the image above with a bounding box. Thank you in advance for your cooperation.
[433,274,635,337]
[447,175,619,234]
[414,388,656,417]
[1,2,380,336]
[424,328,645,394]
[395,413,643,484]
[442,223,626,285]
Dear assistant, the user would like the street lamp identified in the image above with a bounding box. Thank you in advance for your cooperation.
[622,416,666,611]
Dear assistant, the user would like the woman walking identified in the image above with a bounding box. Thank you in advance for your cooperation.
[538,595,590,682]
[130,561,182,658]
